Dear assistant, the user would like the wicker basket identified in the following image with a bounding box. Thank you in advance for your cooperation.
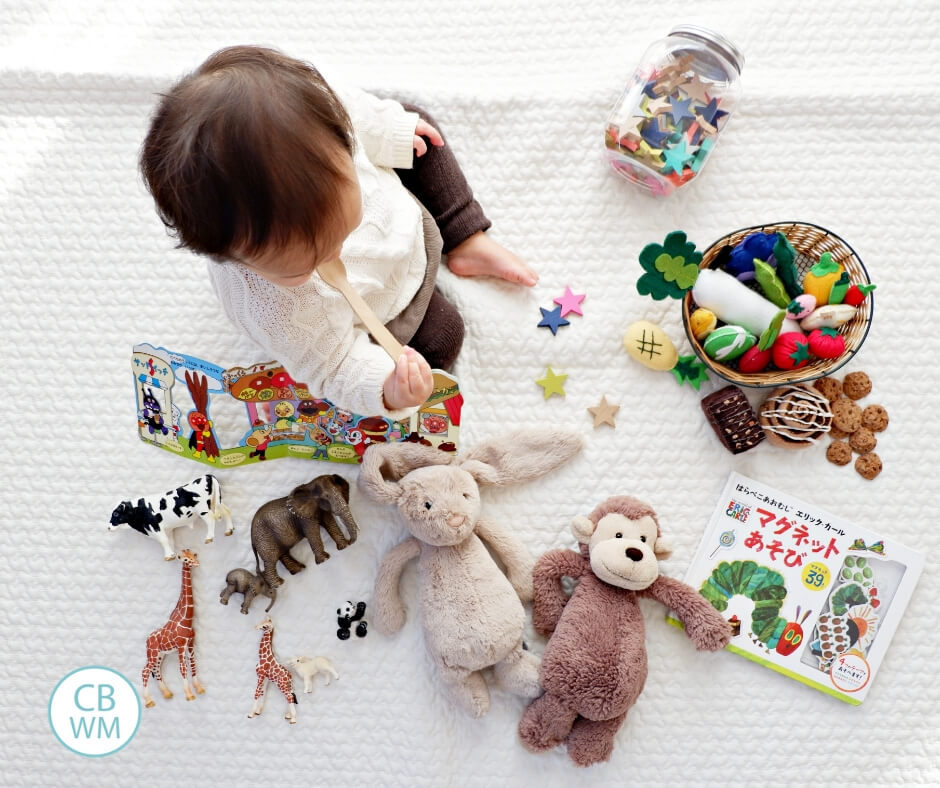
[682,221,873,388]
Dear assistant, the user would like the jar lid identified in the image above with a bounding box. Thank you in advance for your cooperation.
[669,24,744,73]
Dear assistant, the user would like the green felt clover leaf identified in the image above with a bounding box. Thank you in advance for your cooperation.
[637,231,702,300]
[670,355,710,390]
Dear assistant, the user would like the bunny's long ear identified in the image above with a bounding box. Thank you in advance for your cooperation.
[459,430,583,487]
[357,441,454,504]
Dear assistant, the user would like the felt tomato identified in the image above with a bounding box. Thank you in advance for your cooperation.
[738,346,772,373]
[808,327,845,359]
[772,332,811,370]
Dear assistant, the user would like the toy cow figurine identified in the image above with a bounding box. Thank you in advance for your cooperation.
[109,475,233,560]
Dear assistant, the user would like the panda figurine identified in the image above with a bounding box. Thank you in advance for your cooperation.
[337,601,368,640]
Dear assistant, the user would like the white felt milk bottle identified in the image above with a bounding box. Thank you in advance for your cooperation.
[604,25,743,196]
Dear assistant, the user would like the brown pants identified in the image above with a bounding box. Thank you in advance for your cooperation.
[392,103,490,371]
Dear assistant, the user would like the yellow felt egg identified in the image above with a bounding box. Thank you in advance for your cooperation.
[623,320,678,372]
[689,309,717,341]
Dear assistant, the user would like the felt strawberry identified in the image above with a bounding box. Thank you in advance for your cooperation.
[772,332,812,370]
[808,327,845,359]
[738,346,772,373]
[843,283,877,307]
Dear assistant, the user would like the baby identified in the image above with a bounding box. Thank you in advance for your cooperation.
[140,45,536,417]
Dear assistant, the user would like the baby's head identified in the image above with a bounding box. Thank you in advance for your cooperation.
[140,45,363,286]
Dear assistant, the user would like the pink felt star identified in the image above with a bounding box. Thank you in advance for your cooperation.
[553,286,586,317]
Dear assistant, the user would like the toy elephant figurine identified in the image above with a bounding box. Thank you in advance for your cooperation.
[220,568,277,614]
[251,474,358,590]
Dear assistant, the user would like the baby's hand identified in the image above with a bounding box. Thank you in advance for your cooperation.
[413,119,444,157]
[383,347,434,410]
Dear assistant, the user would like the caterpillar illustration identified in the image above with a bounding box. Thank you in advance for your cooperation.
[700,560,788,650]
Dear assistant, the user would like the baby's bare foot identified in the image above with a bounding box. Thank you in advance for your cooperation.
[447,232,538,287]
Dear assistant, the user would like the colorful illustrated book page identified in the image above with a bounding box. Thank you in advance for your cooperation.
[132,343,462,467]
[667,472,923,705]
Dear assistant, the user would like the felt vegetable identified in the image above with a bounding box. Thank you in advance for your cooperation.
[623,320,678,371]
[827,271,851,305]
[692,268,803,337]
[670,356,710,390]
[772,332,812,371]
[786,294,816,320]
[802,253,844,304]
[754,260,790,308]
[808,327,845,359]
[637,231,702,300]
[801,304,857,330]
[689,308,717,340]
[725,232,777,281]
[758,309,786,350]
[843,283,877,307]
[703,325,756,362]
[772,232,802,298]
[738,346,772,373]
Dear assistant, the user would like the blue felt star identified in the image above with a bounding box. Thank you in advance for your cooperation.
[661,139,692,175]
[641,118,672,148]
[538,305,570,335]
[667,95,695,126]
[642,80,659,99]
[696,98,728,128]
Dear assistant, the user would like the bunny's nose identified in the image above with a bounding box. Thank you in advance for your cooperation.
[448,514,466,528]
[625,547,644,562]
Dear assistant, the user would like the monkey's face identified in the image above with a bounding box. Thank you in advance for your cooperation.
[587,514,661,590]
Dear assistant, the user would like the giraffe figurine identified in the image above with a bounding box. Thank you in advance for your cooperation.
[248,617,298,724]
[141,549,204,708]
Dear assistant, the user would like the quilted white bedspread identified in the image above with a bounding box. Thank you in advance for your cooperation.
[3,1,938,785]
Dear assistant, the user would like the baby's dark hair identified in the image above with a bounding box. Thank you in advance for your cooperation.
[140,45,354,261]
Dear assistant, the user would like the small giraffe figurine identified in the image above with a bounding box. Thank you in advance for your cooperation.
[248,617,298,724]
[141,549,204,708]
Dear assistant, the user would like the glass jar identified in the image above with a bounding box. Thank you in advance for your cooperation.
[604,25,743,197]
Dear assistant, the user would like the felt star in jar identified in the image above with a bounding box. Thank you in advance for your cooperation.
[696,98,728,130]
[667,95,696,125]
[617,113,646,142]
[635,140,664,169]
[641,118,673,148]
[680,73,713,104]
[642,95,672,117]
[690,137,715,173]
[661,139,693,175]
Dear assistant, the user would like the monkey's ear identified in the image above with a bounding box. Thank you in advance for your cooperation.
[571,515,596,543]
[654,536,674,559]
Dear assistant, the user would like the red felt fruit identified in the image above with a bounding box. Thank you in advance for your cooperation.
[772,332,812,370]
[738,346,772,373]
[808,327,845,359]
[843,284,876,307]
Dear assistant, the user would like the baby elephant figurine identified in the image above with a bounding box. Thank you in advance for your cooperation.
[359,429,583,718]
[251,474,358,591]
[220,568,277,614]
[287,656,339,693]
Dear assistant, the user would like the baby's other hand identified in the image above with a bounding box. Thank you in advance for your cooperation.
[413,119,444,157]
[383,347,434,410]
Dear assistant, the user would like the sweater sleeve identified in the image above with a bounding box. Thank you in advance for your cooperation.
[334,85,419,170]
[207,262,418,421]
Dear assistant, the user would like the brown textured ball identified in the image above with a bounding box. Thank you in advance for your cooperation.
[813,377,843,402]
[831,398,863,433]
[826,441,853,466]
[855,453,882,480]
[862,404,889,432]
[849,428,877,454]
[843,371,872,400]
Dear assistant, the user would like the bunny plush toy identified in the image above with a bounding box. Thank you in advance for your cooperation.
[358,430,583,718]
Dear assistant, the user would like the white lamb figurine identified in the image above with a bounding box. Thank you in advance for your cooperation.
[287,656,339,693]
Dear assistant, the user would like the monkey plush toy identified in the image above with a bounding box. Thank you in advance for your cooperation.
[518,496,731,767]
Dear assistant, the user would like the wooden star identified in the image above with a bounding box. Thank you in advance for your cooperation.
[680,73,713,104]
[617,113,646,141]
[642,95,672,117]
[635,140,664,169]
[587,395,620,428]
[536,367,568,399]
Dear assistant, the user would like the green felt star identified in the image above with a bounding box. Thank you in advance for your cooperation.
[661,139,692,175]
[637,231,703,300]
[670,355,710,390]
[789,341,812,365]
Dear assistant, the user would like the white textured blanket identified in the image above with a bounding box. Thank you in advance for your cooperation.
[2,1,938,785]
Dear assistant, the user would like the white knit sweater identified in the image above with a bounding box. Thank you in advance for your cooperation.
[207,85,424,419]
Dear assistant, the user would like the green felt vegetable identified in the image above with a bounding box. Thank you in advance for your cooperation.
[828,271,851,304]
[637,231,702,300]
[773,232,802,298]
[670,354,709,390]
[758,309,786,351]
[754,259,790,308]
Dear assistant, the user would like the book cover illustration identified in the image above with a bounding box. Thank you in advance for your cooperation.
[668,472,923,704]
[132,343,462,467]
